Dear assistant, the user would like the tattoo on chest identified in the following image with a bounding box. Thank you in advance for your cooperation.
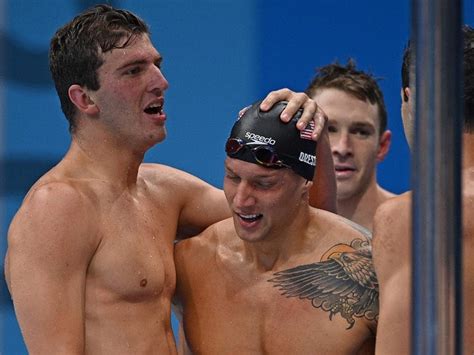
[268,238,379,329]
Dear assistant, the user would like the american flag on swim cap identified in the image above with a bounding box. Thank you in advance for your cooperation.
[300,121,315,140]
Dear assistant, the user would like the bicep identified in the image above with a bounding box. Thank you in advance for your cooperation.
[6,187,97,353]
[177,177,230,238]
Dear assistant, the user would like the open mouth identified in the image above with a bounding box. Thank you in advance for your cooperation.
[238,213,263,222]
[144,103,163,115]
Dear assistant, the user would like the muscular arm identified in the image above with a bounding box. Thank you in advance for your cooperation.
[5,183,98,354]
[308,128,337,213]
[172,171,230,239]
[372,193,412,355]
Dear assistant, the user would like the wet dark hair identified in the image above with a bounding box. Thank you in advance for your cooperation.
[402,25,474,132]
[464,25,474,132]
[49,4,149,132]
[305,59,388,134]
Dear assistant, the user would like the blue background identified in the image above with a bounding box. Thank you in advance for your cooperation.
[1,0,472,353]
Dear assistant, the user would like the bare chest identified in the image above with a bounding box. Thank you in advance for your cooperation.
[183,269,374,354]
[87,195,179,304]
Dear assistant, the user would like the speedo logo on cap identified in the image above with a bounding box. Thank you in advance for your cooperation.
[245,132,276,145]
[299,152,316,166]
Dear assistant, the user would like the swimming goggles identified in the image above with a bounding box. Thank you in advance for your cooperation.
[225,138,290,169]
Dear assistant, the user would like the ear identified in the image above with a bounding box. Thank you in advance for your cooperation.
[376,130,392,162]
[301,179,313,198]
[401,87,411,102]
[68,84,99,115]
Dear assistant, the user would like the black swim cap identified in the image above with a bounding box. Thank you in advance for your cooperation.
[226,100,317,181]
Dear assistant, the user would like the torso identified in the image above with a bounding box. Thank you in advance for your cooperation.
[37,163,180,354]
[176,210,377,354]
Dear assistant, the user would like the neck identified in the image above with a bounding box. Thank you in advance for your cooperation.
[242,205,312,272]
[337,177,394,231]
[64,129,148,189]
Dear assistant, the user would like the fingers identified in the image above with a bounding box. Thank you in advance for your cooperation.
[310,106,328,141]
[260,88,308,121]
[259,88,292,111]
[259,88,328,141]
[279,92,311,122]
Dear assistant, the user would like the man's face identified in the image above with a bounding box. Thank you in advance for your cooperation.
[223,157,308,243]
[313,88,391,201]
[86,33,169,150]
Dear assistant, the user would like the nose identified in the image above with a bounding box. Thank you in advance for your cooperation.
[232,182,256,209]
[331,132,353,158]
[149,65,169,92]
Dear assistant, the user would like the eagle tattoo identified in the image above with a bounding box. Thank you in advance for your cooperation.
[268,238,379,329]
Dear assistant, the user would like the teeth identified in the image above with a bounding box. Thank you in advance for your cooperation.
[240,214,258,218]
[238,213,262,222]
[144,103,163,115]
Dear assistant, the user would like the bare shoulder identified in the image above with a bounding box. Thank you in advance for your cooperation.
[375,191,411,221]
[8,178,100,247]
[312,208,372,242]
[373,191,412,256]
[6,179,101,288]
[140,163,229,237]
[139,163,214,193]
[139,163,187,181]
[174,218,234,263]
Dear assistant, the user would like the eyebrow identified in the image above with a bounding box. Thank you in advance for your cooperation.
[224,164,281,179]
[350,122,376,130]
[116,56,163,71]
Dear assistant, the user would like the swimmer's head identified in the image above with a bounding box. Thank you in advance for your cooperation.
[225,100,317,181]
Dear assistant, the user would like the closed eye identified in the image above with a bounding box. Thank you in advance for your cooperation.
[125,66,142,75]
[225,173,240,183]
[252,178,280,190]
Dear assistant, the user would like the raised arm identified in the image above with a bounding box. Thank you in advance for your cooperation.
[308,127,337,212]
[261,88,336,212]
[5,183,99,354]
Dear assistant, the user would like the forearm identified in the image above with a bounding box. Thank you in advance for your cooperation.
[309,130,337,213]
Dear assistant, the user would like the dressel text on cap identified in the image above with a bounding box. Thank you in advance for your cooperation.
[299,152,316,166]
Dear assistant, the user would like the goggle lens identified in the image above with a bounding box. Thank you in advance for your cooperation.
[225,138,289,168]
[225,138,244,155]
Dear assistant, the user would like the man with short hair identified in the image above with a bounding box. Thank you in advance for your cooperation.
[306,61,395,231]
[373,25,474,354]
[4,4,332,353]
[174,100,378,354]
